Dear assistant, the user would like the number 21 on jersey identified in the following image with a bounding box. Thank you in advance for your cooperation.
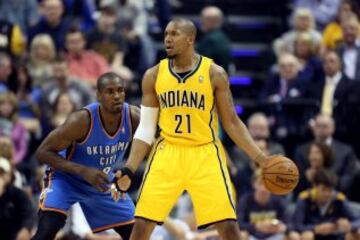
[175,114,191,133]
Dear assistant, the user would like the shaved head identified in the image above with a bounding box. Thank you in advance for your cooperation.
[201,6,223,31]
[170,18,197,39]
[97,72,124,92]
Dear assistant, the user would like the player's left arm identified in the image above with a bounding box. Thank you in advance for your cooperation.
[129,105,140,135]
[211,63,267,167]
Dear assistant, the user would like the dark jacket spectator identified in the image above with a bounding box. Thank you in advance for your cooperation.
[197,6,231,71]
[0,157,35,240]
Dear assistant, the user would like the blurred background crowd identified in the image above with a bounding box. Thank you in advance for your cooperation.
[1,0,360,239]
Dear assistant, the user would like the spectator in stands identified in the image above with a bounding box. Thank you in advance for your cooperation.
[260,53,307,102]
[41,55,95,121]
[336,14,360,81]
[0,156,35,240]
[295,142,333,196]
[97,0,155,85]
[0,53,12,92]
[49,92,76,129]
[0,136,27,189]
[117,17,155,90]
[294,32,324,85]
[28,0,72,51]
[0,19,25,58]
[309,51,350,128]
[10,62,42,152]
[61,0,96,32]
[237,170,288,240]
[28,34,56,87]
[294,114,358,195]
[293,0,341,30]
[104,0,149,36]
[0,0,39,34]
[230,113,285,195]
[197,6,231,71]
[289,169,360,240]
[322,0,360,50]
[273,8,322,56]
[87,6,133,83]
[0,91,29,165]
[65,27,110,87]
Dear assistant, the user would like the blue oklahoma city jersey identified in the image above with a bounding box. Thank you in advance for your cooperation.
[54,102,132,191]
[40,102,135,231]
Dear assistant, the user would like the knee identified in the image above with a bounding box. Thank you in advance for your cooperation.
[287,231,301,240]
[301,231,315,240]
[32,211,66,240]
[130,218,156,239]
[215,220,240,237]
[240,230,249,240]
[345,231,360,240]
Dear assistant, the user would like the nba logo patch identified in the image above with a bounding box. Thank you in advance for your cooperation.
[199,75,204,83]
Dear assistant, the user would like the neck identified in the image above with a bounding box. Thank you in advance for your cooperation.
[328,72,339,78]
[172,50,197,70]
[99,106,121,125]
[47,19,61,28]
[99,24,113,34]
[57,78,68,89]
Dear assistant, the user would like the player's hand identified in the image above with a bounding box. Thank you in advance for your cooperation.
[16,227,31,240]
[81,167,110,192]
[260,154,281,168]
[314,222,337,235]
[337,218,352,233]
[111,183,126,202]
[113,167,134,193]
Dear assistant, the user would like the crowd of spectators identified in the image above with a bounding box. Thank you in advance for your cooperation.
[0,0,360,239]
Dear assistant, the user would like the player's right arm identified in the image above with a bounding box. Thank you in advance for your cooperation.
[36,110,109,192]
[113,65,159,192]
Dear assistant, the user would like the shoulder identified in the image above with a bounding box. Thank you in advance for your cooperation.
[299,189,312,200]
[129,105,140,119]
[128,105,140,130]
[210,63,228,86]
[145,64,160,79]
[142,64,160,88]
[62,109,90,131]
[332,140,351,151]
[335,192,346,201]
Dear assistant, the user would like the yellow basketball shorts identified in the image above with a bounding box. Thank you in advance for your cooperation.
[135,138,237,228]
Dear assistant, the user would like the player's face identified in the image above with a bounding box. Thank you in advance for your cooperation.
[164,22,192,58]
[97,79,125,114]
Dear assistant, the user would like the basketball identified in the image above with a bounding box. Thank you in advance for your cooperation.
[262,156,299,195]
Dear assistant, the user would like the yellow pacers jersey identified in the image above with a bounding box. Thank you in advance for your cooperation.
[155,56,218,145]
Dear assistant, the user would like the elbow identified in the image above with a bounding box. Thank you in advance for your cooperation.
[35,148,46,165]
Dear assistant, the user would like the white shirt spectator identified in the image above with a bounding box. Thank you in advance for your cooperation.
[344,46,359,80]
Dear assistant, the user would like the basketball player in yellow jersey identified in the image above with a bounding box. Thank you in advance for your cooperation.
[113,18,271,239]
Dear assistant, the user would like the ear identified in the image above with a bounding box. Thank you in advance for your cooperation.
[187,36,195,45]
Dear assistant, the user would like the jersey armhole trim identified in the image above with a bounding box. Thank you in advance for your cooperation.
[78,108,93,145]
[128,105,133,139]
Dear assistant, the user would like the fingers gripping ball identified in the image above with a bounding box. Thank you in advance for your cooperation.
[262,156,299,195]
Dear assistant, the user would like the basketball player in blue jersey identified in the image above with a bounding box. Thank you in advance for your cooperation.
[31,72,140,240]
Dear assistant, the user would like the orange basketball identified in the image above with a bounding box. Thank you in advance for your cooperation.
[262,156,299,195]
